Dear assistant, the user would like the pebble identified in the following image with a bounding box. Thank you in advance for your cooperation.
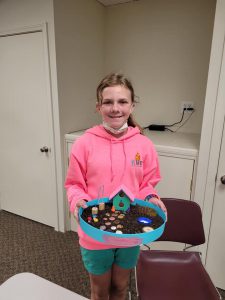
[100,225,106,231]
[117,224,123,229]
[116,230,123,234]
[111,226,117,230]
[142,226,154,233]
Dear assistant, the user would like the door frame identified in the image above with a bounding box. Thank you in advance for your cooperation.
[194,0,225,263]
[0,23,60,230]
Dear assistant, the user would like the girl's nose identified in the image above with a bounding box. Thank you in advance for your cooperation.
[111,102,119,111]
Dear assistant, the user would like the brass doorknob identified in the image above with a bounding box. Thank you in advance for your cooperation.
[221,175,225,184]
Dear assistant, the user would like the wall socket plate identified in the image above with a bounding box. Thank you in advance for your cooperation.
[181,101,194,112]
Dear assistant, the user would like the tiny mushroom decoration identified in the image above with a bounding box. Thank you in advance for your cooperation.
[109,184,135,212]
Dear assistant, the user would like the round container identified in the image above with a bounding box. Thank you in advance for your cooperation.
[79,198,166,247]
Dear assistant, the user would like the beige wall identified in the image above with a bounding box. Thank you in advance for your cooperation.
[104,0,216,133]
[54,0,105,134]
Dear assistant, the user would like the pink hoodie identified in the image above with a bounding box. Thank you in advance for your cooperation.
[65,125,161,250]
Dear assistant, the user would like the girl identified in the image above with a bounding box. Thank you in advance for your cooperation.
[65,73,167,300]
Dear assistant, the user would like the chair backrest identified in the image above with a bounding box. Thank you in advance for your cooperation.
[158,198,205,246]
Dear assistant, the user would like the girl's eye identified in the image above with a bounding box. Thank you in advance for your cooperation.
[102,101,111,105]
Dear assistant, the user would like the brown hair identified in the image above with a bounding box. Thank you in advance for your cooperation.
[96,73,143,133]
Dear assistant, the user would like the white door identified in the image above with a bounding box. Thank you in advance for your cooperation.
[206,117,225,289]
[0,29,57,228]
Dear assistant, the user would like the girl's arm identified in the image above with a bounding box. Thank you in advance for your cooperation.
[145,195,167,216]
[64,140,91,214]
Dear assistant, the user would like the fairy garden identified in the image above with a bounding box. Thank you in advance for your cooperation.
[80,185,164,235]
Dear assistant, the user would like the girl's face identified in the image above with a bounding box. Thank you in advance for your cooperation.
[97,85,134,129]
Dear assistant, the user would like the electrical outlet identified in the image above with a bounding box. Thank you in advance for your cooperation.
[181,101,194,112]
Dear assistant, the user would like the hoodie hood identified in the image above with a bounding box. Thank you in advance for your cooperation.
[86,125,141,182]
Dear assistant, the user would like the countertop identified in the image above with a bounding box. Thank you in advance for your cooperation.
[65,129,200,158]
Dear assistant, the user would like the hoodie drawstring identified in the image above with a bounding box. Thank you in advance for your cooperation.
[121,140,127,181]
[110,139,127,183]
[110,140,114,182]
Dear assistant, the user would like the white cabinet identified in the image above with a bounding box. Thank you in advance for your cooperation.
[64,129,200,232]
[144,130,200,200]
[157,155,194,199]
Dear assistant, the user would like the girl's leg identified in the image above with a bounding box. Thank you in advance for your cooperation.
[89,269,111,300]
[109,264,132,300]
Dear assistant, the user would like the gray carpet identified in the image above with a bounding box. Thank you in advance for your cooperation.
[0,210,224,300]
[0,210,91,298]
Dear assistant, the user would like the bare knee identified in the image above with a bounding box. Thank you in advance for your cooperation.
[110,265,131,299]
[110,281,128,297]
[91,289,109,300]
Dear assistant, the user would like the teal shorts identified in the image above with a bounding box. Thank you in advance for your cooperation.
[80,246,140,275]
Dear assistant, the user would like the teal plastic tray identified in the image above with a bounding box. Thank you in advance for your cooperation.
[79,198,166,247]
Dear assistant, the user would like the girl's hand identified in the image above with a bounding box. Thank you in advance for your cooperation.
[149,197,168,221]
[73,199,88,223]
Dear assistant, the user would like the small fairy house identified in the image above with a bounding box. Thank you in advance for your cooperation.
[109,185,135,212]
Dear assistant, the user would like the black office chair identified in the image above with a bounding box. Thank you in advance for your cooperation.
[135,198,221,300]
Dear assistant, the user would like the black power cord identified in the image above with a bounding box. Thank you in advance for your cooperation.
[165,108,185,128]
[144,107,195,132]
[173,109,195,132]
